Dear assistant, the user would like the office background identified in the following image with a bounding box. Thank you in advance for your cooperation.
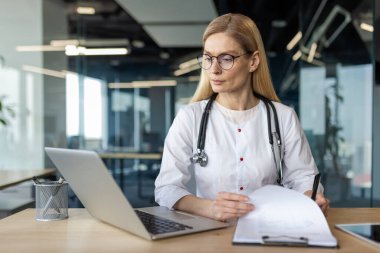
[0,0,379,211]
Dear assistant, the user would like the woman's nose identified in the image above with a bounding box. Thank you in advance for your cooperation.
[209,58,222,74]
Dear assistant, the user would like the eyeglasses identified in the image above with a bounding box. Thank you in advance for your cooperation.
[197,52,251,70]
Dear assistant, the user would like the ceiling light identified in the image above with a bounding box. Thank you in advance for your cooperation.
[179,58,198,69]
[16,45,65,52]
[22,65,66,79]
[76,7,96,15]
[188,76,200,82]
[292,50,302,61]
[360,22,374,32]
[65,46,128,56]
[131,40,145,48]
[301,55,324,66]
[174,64,200,76]
[160,52,170,59]
[108,80,177,89]
[272,20,287,28]
[80,39,129,47]
[307,43,317,63]
[286,31,302,51]
[50,40,79,47]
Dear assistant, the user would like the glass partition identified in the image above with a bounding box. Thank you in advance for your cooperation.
[296,0,374,207]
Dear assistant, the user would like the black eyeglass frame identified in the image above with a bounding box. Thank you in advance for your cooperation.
[197,51,252,70]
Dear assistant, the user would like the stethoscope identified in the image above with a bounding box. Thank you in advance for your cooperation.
[190,92,284,185]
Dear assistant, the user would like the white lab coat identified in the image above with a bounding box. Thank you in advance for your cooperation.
[155,99,321,209]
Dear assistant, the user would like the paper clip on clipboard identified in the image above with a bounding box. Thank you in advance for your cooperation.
[262,235,309,247]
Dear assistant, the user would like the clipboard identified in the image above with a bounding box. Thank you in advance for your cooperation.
[233,234,337,248]
[232,185,338,248]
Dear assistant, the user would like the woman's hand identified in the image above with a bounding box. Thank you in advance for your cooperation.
[304,190,330,216]
[209,192,255,221]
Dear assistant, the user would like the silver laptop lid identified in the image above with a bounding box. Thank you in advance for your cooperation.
[45,147,151,239]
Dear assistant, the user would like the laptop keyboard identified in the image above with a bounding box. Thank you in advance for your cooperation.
[135,210,193,235]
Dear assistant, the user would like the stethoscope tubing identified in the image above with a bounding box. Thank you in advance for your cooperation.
[191,92,283,185]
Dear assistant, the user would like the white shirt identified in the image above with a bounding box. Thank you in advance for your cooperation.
[155,99,321,209]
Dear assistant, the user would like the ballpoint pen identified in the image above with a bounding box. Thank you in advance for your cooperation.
[311,173,321,201]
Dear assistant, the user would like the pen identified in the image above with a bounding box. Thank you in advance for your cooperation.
[311,173,321,201]
[32,176,41,185]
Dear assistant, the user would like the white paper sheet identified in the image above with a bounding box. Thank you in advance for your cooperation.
[233,185,337,247]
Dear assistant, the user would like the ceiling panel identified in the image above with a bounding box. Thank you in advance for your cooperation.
[116,0,217,47]
[116,0,216,22]
[143,24,207,47]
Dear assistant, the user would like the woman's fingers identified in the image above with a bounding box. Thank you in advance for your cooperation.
[216,198,254,211]
[210,192,255,221]
[316,193,330,216]
[217,192,249,202]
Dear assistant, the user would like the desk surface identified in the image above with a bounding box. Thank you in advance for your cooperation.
[0,169,56,190]
[0,208,379,253]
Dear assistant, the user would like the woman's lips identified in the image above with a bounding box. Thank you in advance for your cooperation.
[211,79,224,85]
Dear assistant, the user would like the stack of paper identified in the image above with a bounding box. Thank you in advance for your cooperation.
[233,185,337,248]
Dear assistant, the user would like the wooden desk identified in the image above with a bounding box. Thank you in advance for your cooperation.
[0,169,56,190]
[0,208,379,253]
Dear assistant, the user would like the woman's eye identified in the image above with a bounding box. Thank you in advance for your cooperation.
[221,56,233,62]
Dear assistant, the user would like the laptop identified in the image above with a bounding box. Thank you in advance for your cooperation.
[45,147,228,240]
[335,223,380,248]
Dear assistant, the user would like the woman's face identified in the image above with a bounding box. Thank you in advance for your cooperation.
[203,32,257,95]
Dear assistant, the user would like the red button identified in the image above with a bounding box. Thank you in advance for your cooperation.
[240,157,244,161]
[240,187,244,190]
[237,128,241,132]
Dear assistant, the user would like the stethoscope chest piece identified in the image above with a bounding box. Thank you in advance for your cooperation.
[190,149,208,167]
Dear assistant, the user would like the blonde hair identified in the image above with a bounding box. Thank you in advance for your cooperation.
[191,13,279,103]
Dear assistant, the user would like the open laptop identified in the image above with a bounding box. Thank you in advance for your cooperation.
[45,147,228,240]
[336,223,380,248]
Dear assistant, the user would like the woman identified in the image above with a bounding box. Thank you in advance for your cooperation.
[155,13,329,222]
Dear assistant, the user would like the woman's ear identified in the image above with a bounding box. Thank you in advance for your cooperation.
[249,51,260,72]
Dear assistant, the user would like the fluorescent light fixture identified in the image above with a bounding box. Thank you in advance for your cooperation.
[132,40,145,48]
[52,39,129,47]
[80,39,129,47]
[360,22,374,32]
[307,42,317,63]
[174,64,200,76]
[22,65,66,79]
[272,20,287,28]
[65,45,128,56]
[292,50,302,61]
[108,80,177,89]
[61,70,80,76]
[16,45,65,52]
[160,52,170,59]
[301,55,324,66]
[179,58,198,69]
[286,31,302,51]
[76,7,96,15]
[50,40,79,46]
[188,76,200,82]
